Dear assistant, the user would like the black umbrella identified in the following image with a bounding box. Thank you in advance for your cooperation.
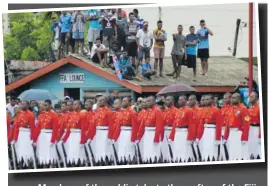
[18,89,58,101]
[157,84,197,96]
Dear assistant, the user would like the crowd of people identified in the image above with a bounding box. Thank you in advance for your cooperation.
[6,89,261,170]
[50,8,213,81]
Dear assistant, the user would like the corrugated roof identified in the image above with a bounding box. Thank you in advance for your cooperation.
[71,54,258,87]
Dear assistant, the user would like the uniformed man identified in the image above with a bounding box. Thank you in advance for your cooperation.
[220,93,232,160]
[61,100,88,167]
[247,91,261,159]
[34,100,59,168]
[188,94,201,139]
[162,96,177,162]
[221,93,232,137]
[90,96,114,165]
[10,101,36,169]
[56,102,70,167]
[169,95,195,163]
[7,110,12,144]
[136,96,164,164]
[196,95,222,161]
[84,99,95,142]
[112,97,138,164]
[223,93,250,160]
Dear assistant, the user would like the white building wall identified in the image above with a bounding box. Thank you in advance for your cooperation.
[124,3,257,58]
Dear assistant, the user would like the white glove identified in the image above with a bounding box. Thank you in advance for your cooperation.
[258,139,261,144]
[187,140,193,145]
[223,140,227,145]
[111,139,115,144]
[135,140,139,144]
[168,139,172,144]
[87,139,92,144]
[241,141,247,145]
[30,140,34,144]
[194,139,199,145]
[108,139,113,144]
[214,140,221,145]
[58,140,63,145]
[50,143,55,147]
[10,140,15,145]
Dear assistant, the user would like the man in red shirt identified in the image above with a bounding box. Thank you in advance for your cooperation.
[223,93,250,160]
[10,100,36,169]
[112,97,138,164]
[248,91,261,159]
[221,93,232,136]
[84,99,95,143]
[220,93,232,160]
[136,96,164,163]
[169,95,195,162]
[34,100,59,168]
[90,96,114,165]
[56,101,70,168]
[196,94,222,161]
[162,96,177,162]
[188,94,201,139]
[61,100,88,167]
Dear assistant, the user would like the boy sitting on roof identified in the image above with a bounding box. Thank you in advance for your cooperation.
[119,51,137,80]
[90,38,109,68]
[141,57,156,80]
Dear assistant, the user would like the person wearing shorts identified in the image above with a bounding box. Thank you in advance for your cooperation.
[72,10,85,54]
[90,38,109,68]
[50,17,61,60]
[186,26,198,81]
[100,12,117,49]
[136,21,153,71]
[141,58,156,80]
[87,9,101,54]
[168,25,186,79]
[153,20,167,77]
[196,19,213,75]
[59,11,72,56]
[126,12,138,66]
[116,11,128,51]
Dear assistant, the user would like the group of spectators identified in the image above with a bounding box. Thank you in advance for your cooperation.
[50,8,213,81]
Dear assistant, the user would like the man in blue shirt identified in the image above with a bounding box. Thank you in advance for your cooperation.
[141,58,156,80]
[87,9,101,55]
[196,20,213,76]
[59,11,72,56]
[186,26,198,81]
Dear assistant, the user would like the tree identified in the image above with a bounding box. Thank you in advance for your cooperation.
[21,46,40,60]
[43,11,61,21]
[3,12,52,61]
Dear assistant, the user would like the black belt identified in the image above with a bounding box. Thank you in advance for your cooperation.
[176,126,188,129]
[250,124,260,127]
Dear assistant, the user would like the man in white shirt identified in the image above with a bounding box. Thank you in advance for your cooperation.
[6,97,17,118]
[136,21,154,69]
[90,38,109,68]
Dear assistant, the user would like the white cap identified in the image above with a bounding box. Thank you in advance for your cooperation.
[64,96,71,100]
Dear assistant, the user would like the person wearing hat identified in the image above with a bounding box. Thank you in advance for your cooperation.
[136,21,154,73]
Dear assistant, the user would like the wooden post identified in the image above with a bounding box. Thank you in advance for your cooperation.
[248,3,253,94]
[232,19,241,57]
